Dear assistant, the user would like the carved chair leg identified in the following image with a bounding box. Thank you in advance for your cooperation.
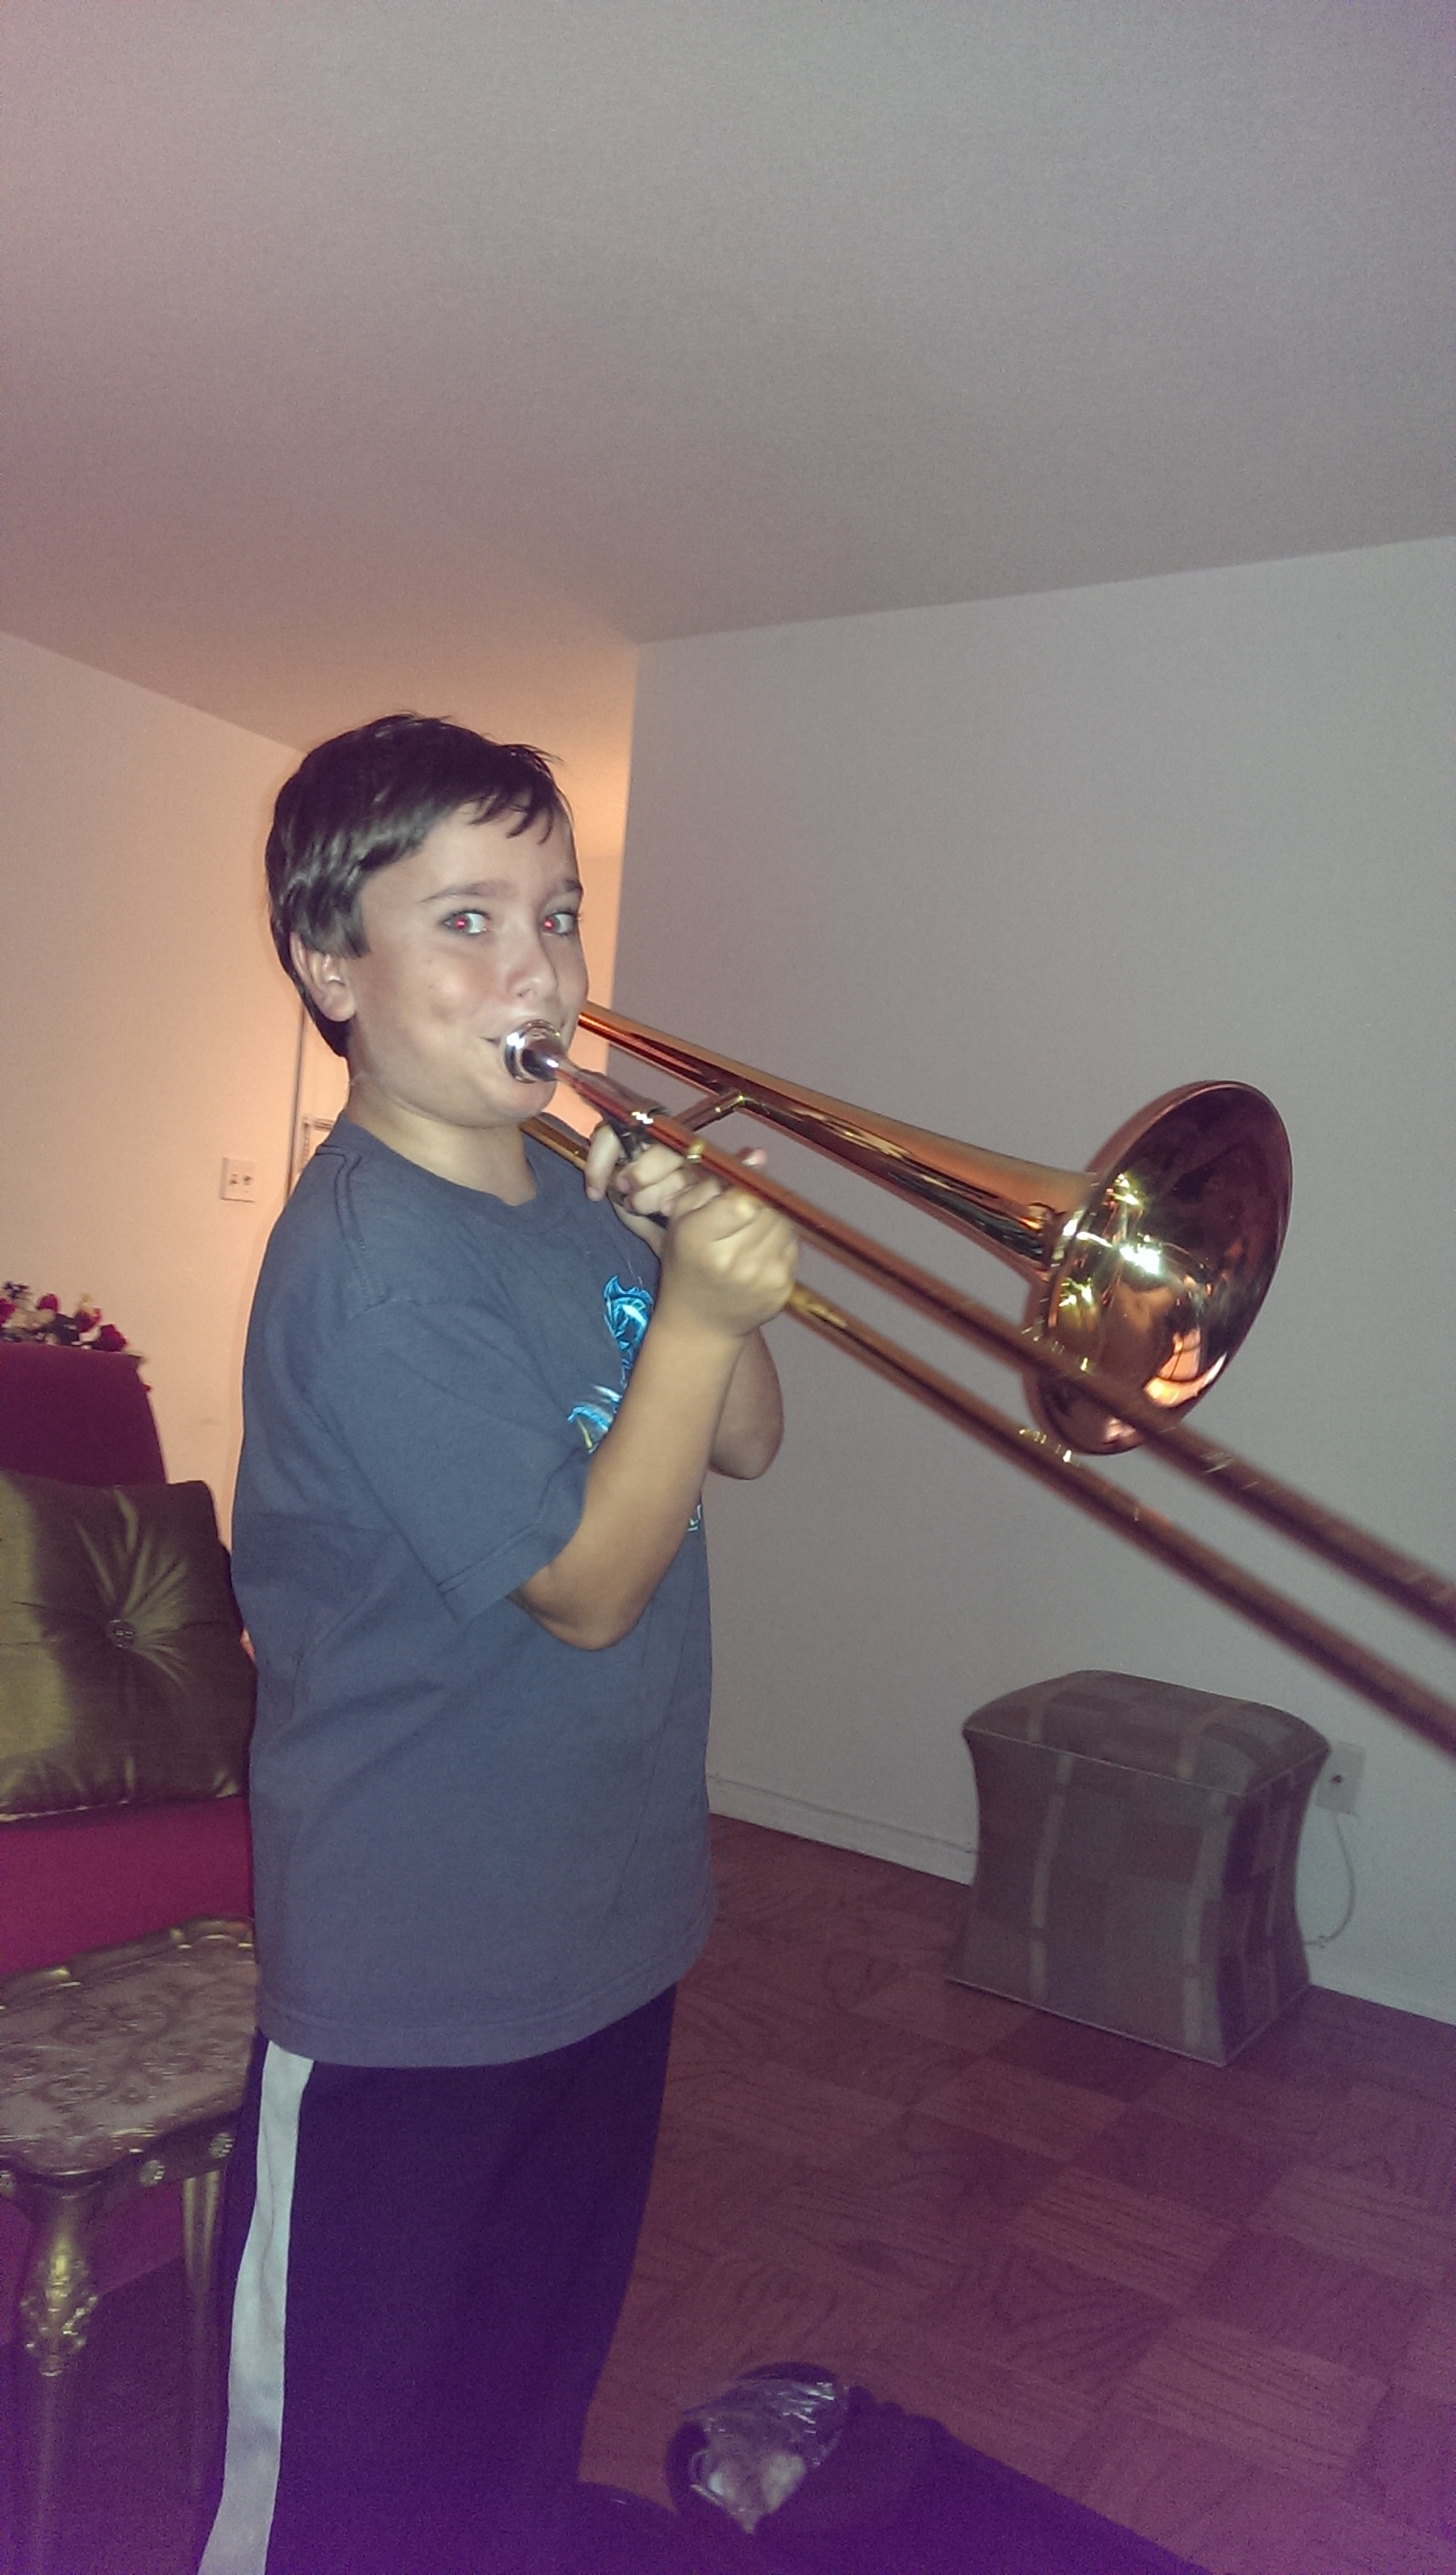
[12,2186,102,2575]
[181,2164,226,2499]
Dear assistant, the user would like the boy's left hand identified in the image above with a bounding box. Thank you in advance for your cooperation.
[584,1124,768,1245]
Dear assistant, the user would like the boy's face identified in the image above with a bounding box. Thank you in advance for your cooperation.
[303,805,587,1139]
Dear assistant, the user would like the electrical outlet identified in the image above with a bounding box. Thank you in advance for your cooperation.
[220,1157,258,1203]
[1314,1743,1365,1816]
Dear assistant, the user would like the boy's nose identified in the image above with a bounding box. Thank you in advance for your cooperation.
[508,933,557,1007]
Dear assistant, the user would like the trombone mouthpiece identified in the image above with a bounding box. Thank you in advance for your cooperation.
[502,1021,566,1083]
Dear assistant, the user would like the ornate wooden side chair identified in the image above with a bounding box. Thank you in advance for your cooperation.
[0,1344,256,2575]
[1,1923,257,2570]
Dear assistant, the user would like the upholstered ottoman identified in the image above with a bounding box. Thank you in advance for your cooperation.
[951,1670,1329,2064]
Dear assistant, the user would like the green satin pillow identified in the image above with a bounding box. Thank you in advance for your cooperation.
[0,1469,256,1820]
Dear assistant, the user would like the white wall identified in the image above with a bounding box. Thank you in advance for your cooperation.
[616,537,1456,2025]
[0,636,302,1516]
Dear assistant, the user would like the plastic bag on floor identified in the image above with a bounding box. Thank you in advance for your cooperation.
[666,2360,1212,2575]
[668,2363,941,2571]
[683,2365,853,2534]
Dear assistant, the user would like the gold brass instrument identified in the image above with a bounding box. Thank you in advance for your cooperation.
[505,1004,1456,1755]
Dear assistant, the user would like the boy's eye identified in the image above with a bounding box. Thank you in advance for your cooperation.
[443,908,489,935]
[543,908,582,938]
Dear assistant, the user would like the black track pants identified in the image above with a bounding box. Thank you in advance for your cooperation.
[197,1989,675,2575]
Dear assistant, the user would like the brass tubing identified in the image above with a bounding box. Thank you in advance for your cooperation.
[527,1107,1456,1747]
[578,1001,1065,1263]
[535,1067,1456,1646]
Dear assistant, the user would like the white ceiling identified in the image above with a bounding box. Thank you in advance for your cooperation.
[4,1,1452,849]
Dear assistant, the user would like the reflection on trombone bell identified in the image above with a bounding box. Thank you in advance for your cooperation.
[502,1005,1456,1754]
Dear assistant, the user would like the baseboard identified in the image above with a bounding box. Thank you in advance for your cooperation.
[1308,1952,1456,2026]
[707,1773,976,1884]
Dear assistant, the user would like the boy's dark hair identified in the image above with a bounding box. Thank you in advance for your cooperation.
[266,715,573,1057]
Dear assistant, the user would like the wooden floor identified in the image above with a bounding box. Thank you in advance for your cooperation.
[583,1818,1456,2574]
[16,1816,1456,2574]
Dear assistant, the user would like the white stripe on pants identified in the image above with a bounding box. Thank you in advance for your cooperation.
[199,2042,312,2575]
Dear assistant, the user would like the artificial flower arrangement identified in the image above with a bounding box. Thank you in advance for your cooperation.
[1,1284,136,1357]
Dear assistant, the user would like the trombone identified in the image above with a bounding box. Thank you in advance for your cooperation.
[505,1004,1456,1755]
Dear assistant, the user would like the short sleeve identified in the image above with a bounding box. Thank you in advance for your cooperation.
[314,1296,590,1622]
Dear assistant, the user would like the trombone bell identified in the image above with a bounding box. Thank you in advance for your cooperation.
[1027,1082,1291,1454]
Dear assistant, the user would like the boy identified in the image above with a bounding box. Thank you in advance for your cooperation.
[200,715,796,2575]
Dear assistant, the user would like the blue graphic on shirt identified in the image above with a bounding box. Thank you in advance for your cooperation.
[569,1272,701,1529]
[568,1274,651,1453]
[603,1276,654,1370]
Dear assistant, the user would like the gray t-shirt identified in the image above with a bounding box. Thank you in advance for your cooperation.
[231,1119,715,2067]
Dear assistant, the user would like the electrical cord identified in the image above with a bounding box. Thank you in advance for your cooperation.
[1302,1807,1357,1948]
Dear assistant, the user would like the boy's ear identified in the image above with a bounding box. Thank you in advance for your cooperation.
[291,934,357,1031]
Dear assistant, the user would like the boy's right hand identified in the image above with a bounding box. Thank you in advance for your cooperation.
[656,1166,798,1342]
[585,1125,797,1338]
